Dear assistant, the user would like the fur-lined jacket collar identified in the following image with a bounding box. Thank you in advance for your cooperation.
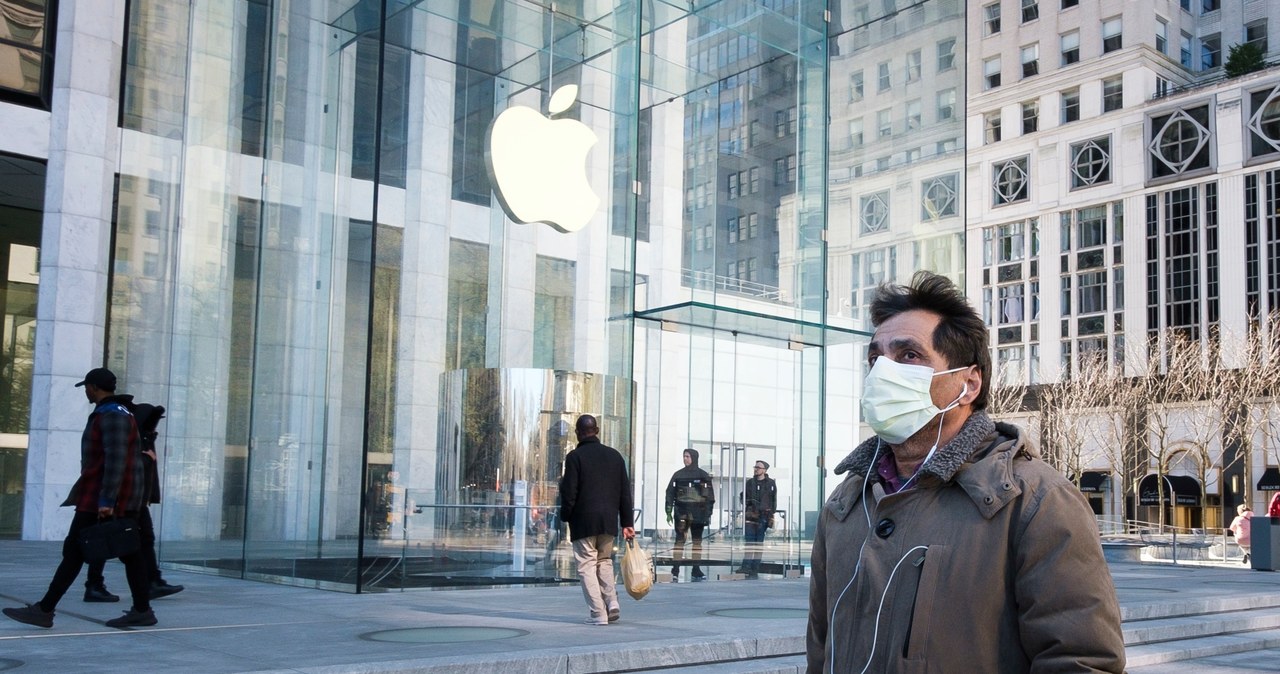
[833,411,1036,484]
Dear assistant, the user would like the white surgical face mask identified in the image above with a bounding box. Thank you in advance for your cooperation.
[861,357,969,445]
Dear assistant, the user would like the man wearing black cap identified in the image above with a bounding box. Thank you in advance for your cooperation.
[2,368,158,629]
[84,402,184,603]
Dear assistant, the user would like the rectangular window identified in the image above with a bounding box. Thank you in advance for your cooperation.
[728,173,739,199]
[850,71,864,101]
[999,222,1026,262]
[936,88,956,121]
[985,112,1003,144]
[850,118,864,147]
[1180,0,1191,10]
[1021,43,1039,78]
[878,109,892,137]
[985,3,1001,35]
[0,0,55,107]
[937,39,956,71]
[728,218,739,243]
[1077,206,1107,247]
[906,50,922,82]
[1201,0,1218,12]
[906,100,922,131]
[1102,76,1123,112]
[1021,0,1039,23]
[878,61,891,91]
[1061,31,1080,65]
[1156,19,1168,54]
[1061,0,1078,7]
[1102,18,1122,53]
[1247,21,1269,52]
[1201,33,1221,70]
[1180,33,1193,68]
[1022,101,1038,134]
[1062,88,1080,123]
[984,57,1001,90]
[999,285,1026,324]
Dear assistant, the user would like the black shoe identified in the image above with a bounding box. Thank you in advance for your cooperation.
[84,583,120,603]
[2,604,54,628]
[1243,554,1251,565]
[105,608,157,629]
[691,575,707,582]
[150,580,184,599]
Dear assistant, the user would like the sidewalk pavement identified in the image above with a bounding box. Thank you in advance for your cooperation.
[3,540,1280,673]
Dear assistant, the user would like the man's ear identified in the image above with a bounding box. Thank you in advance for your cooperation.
[960,365,983,405]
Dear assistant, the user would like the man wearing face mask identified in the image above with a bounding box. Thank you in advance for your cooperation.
[805,272,1124,674]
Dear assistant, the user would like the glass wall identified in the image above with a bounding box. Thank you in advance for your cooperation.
[0,153,43,538]
[100,0,964,589]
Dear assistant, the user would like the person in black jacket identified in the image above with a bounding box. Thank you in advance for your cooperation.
[559,415,634,625]
[83,403,184,602]
[737,460,776,578]
[665,448,714,582]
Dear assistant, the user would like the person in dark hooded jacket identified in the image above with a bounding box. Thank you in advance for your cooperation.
[665,449,715,581]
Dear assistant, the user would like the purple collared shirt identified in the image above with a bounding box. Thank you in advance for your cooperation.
[875,451,908,495]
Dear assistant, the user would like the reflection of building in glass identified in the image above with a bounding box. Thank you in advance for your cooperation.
[967,0,1280,527]
[0,0,850,591]
[826,0,967,329]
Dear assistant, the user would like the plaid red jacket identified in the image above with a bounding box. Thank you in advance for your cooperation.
[62,395,145,514]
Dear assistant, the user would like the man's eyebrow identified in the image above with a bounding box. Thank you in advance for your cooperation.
[886,336,927,353]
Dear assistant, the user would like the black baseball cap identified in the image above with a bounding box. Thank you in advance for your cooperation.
[75,367,117,391]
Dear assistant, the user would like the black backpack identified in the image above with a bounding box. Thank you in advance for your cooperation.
[129,403,166,504]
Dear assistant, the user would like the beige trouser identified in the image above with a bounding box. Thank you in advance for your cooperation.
[572,534,619,622]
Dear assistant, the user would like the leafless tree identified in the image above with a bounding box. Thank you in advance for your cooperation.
[987,361,1030,420]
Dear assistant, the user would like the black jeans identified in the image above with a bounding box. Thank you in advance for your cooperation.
[86,506,160,586]
[42,511,151,613]
[672,513,706,577]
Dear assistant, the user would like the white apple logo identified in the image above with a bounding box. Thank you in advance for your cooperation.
[486,85,600,234]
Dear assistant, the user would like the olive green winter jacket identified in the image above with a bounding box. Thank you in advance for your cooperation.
[806,412,1125,673]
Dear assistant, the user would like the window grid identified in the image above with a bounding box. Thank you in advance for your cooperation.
[1164,187,1200,331]
[1206,182,1219,327]
[1102,76,1123,112]
[1102,18,1122,53]
[1246,174,1261,319]
[985,3,1001,35]
[1061,31,1080,65]
[1062,88,1080,123]
[1021,43,1039,78]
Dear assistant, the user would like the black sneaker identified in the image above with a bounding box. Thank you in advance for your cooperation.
[150,580,185,599]
[3,604,54,628]
[105,608,157,629]
[84,583,120,603]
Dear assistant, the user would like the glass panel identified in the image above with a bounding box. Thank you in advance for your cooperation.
[0,155,43,538]
[97,0,968,590]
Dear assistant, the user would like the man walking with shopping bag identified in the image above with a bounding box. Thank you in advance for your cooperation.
[559,415,635,625]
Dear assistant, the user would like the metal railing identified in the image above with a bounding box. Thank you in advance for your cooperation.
[1097,517,1240,564]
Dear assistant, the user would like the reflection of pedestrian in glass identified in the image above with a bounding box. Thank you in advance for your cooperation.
[666,449,715,582]
[736,460,776,578]
[1229,504,1253,565]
